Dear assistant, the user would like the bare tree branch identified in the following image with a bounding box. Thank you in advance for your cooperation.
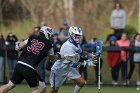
[19,0,37,23]
[0,0,9,23]
[128,1,137,17]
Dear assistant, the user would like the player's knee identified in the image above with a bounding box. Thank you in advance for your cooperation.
[36,81,46,93]
[0,81,15,93]
[39,88,46,93]
[77,80,86,87]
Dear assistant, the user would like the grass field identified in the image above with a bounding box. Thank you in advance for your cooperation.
[3,84,139,93]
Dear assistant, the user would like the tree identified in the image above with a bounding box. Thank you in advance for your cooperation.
[0,0,8,23]
[63,0,74,25]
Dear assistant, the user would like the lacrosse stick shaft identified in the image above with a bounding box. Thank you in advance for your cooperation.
[98,55,101,90]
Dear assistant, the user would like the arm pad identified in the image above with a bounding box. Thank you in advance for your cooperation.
[62,53,80,63]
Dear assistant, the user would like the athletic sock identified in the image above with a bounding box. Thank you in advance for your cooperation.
[73,85,82,93]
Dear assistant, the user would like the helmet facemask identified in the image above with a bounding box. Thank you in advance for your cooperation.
[70,33,82,43]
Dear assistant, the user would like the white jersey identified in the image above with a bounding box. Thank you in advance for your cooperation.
[59,40,82,64]
[50,36,82,90]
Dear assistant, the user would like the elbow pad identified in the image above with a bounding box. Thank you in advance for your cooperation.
[63,53,80,63]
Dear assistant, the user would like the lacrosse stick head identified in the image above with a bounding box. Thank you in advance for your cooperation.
[94,38,104,55]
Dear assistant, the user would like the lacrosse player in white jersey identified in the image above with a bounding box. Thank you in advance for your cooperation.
[49,26,86,93]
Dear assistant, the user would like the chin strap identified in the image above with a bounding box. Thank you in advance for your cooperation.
[68,37,79,46]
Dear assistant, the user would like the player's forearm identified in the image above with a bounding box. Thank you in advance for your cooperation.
[15,38,28,51]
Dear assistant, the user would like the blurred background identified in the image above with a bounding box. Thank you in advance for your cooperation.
[0,0,138,40]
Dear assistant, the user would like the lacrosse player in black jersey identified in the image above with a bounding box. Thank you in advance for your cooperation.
[0,26,58,93]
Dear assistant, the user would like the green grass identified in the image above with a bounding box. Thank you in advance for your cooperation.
[5,84,139,93]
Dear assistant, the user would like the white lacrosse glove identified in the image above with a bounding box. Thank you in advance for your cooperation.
[15,41,21,51]
[84,60,96,67]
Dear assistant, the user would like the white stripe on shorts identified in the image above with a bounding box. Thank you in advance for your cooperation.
[17,61,35,70]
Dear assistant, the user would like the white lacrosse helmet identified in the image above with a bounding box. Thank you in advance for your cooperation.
[40,26,53,40]
[68,26,83,43]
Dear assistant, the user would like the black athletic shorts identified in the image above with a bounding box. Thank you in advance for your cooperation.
[10,63,42,87]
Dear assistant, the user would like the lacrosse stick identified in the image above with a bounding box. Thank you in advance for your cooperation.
[94,38,104,91]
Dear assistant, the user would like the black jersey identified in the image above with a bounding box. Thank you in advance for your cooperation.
[18,35,52,69]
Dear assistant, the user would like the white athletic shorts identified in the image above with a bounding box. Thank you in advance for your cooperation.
[49,60,81,90]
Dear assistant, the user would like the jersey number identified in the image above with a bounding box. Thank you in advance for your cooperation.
[27,39,45,55]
